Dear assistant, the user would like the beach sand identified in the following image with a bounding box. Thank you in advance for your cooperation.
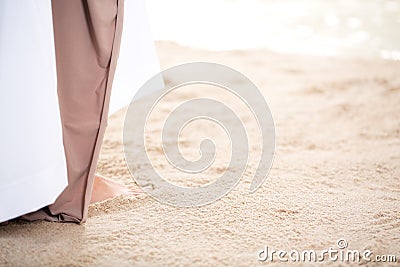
[1,42,399,266]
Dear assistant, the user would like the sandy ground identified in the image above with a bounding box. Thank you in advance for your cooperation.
[1,42,400,266]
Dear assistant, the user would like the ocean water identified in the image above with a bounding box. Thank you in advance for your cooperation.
[146,0,400,60]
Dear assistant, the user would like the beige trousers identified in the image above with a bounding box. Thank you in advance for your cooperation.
[21,0,124,223]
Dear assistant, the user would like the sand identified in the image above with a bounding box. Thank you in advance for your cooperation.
[1,42,399,266]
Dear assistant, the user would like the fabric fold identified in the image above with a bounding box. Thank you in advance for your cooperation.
[21,0,124,223]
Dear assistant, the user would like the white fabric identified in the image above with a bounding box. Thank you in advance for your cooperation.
[110,0,164,115]
[0,0,162,222]
[0,0,68,222]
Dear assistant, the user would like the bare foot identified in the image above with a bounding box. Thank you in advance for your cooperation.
[90,174,143,204]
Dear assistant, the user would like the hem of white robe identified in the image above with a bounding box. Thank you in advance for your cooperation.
[0,161,68,223]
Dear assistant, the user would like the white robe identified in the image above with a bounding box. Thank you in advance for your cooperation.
[0,0,161,223]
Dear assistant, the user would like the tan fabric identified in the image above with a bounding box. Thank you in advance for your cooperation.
[21,0,124,223]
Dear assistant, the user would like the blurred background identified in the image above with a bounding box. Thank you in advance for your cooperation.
[146,0,400,60]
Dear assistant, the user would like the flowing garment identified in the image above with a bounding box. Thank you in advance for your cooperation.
[0,0,160,223]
